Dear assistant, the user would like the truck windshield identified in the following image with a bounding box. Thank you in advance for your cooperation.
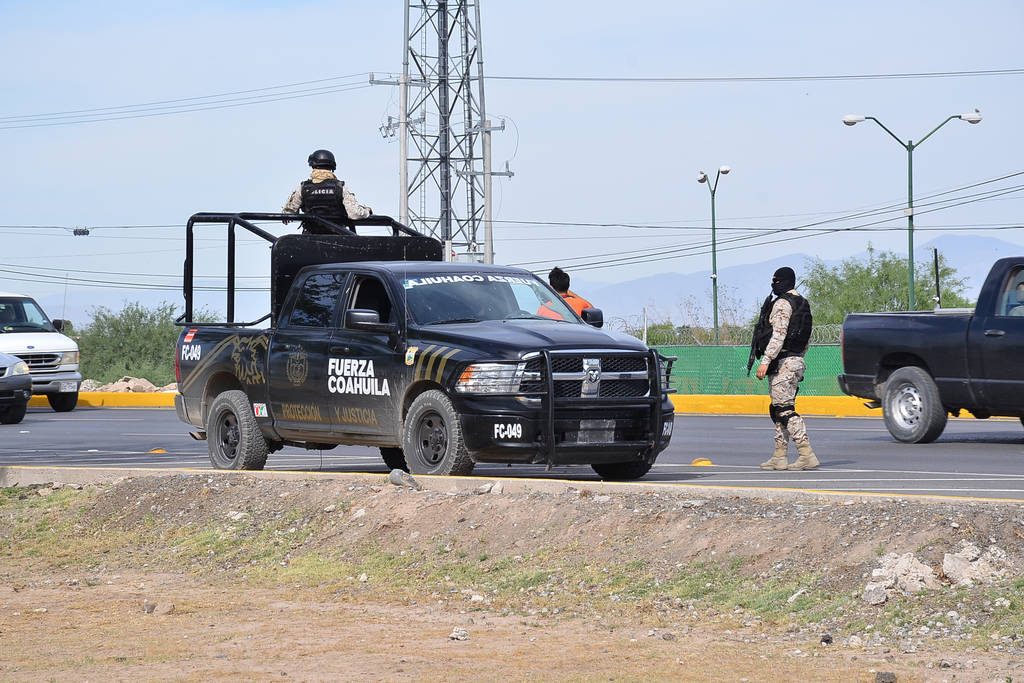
[401,273,579,325]
[0,297,56,333]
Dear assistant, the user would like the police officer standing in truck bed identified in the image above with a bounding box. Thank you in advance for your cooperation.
[282,149,373,234]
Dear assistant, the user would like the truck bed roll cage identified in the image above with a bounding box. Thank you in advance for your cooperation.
[177,212,432,328]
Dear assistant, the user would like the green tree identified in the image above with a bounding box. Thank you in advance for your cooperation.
[77,301,215,385]
[802,246,972,325]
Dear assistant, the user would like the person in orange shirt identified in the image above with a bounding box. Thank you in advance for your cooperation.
[548,266,593,316]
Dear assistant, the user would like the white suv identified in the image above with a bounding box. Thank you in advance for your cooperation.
[0,293,82,412]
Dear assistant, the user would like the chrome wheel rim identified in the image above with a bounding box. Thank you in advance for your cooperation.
[890,382,922,430]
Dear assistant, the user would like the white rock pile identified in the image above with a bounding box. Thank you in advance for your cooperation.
[82,376,177,392]
[861,542,1009,605]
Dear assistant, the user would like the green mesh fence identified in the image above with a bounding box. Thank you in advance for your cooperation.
[655,345,843,396]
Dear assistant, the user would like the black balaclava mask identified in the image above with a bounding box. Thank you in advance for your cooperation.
[771,267,796,296]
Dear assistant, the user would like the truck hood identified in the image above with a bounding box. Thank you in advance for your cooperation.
[413,319,648,359]
[0,331,79,354]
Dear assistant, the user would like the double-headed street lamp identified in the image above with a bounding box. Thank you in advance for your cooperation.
[697,165,730,344]
[842,111,982,310]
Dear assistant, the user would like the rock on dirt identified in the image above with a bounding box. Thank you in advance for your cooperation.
[942,542,1008,586]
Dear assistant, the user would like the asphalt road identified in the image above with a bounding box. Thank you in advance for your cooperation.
[2,406,1024,500]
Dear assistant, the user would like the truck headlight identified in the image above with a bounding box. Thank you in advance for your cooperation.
[455,362,525,394]
[60,351,79,365]
[11,361,29,376]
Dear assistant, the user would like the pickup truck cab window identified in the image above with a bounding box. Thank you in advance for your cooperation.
[402,272,576,324]
[996,267,1024,317]
[288,273,346,328]
[348,275,393,323]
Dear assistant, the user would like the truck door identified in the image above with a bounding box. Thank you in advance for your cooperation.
[267,271,347,438]
[328,273,402,438]
[968,265,1024,412]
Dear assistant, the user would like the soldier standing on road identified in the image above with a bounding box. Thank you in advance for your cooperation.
[282,149,373,234]
[752,266,818,471]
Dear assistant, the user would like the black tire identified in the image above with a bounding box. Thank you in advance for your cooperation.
[206,390,269,470]
[0,403,27,425]
[401,390,475,476]
[591,460,653,481]
[47,392,78,413]
[380,447,408,472]
[882,366,947,443]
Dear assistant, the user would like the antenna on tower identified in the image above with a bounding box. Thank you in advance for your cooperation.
[371,0,512,264]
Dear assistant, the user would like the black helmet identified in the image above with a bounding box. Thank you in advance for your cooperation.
[307,149,336,170]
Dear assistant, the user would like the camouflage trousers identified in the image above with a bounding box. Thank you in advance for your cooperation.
[769,355,811,449]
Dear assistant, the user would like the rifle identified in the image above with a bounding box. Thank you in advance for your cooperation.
[746,294,775,376]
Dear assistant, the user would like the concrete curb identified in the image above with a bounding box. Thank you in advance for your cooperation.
[2,465,1020,506]
[27,392,878,416]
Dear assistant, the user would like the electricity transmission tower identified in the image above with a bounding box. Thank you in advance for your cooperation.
[372,0,511,263]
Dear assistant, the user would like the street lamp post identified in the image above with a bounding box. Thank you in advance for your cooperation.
[842,111,981,310]
[697,165,731,344]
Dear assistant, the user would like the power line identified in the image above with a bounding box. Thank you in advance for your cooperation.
[522,186,1024,272]
[0,83,372,130]
[485,67,1024,83]
[0,72,370,122]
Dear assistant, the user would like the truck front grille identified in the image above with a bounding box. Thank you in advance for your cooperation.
[16,353,61,374]
[522,353,650,398]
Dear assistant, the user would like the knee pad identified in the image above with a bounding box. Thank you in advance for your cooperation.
[774,403,797,427]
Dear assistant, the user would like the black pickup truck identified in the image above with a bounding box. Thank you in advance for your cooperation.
[174,212,675,479]
[838,256,1024,442]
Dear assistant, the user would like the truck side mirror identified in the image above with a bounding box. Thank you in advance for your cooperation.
[580,308,603,328]
[345,309,398,334]
[52,319,66,332]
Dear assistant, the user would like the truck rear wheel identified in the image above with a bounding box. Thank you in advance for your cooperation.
[380,447,408,472]
[882,367,947,443]
[47,392,78,413]
[591,460,653,481]
[207,390,269,470]
[402,390,474,476]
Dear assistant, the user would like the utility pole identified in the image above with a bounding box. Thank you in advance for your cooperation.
[371,1,512,262]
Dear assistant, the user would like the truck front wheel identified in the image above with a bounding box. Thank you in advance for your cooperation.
[0,403,27,425]
[882,367,947,443]
[47,392,78,413]
[207,390,269,470]
[402,390,475,476]
[591,460,653,481]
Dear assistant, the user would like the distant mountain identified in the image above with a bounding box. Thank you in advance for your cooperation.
[568,234,1024,326]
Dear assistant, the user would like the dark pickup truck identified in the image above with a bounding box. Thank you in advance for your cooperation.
[174,212,675,479]
[838,256,1024,442]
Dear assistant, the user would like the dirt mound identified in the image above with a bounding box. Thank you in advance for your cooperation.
[3,475,1024,679]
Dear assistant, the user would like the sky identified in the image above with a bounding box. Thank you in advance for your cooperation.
[1,1,1022,324]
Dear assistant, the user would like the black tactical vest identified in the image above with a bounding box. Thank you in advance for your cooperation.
[747,292,813,375]
[300,178,347,217]
[778,292,812,352]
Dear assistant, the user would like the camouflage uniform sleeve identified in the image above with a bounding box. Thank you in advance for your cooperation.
[343,185,371,220]
[759,297,793,366]
[282,185,303,214]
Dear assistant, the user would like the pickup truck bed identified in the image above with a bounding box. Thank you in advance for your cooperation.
[839,256,1024,442]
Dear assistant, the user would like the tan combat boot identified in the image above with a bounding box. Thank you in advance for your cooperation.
[760,445,789,470]
[786,443,819,470]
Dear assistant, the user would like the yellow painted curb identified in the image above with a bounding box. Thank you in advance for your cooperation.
[24,392,877,415]
[670,394,878,417]
[28,392,177,408]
